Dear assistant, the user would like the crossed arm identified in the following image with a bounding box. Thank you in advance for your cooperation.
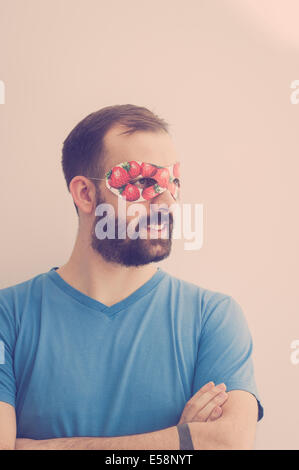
[0,387,258,450]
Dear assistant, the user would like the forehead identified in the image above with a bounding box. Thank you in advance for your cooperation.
[102,124,179,171]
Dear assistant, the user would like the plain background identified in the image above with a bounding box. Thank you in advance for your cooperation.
[0,0,298,450]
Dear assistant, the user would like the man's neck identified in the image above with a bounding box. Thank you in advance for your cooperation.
[56,241,158,307]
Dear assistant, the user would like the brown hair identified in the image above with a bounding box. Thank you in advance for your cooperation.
[61,104,169,213]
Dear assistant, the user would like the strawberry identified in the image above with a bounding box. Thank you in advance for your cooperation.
[154,167,170,188]
[173,162,180,178]
[141,162,157,177]
[120,184,140,202]
[142,184,162,200]
[108,166,130,188]
[127,161,141,178]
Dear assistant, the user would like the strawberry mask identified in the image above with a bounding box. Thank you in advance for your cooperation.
[89,161,180,202]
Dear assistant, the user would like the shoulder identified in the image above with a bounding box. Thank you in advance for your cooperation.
[0,271,50,327]
[160,268,240,324]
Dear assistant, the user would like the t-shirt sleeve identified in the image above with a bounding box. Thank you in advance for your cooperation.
[192,294,264,421]
[0,302,17,408]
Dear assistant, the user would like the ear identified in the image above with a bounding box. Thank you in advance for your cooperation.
[69,176,96,215]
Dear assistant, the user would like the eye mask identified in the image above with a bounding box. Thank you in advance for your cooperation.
[103,161,180,202]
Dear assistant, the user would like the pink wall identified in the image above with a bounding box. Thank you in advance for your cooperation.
[0,0,298,449]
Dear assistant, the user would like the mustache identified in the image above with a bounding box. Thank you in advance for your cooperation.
[94,202,174,237]
[134,210,174,232]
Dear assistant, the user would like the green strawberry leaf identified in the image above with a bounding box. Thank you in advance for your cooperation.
[121,162,131,172]
[118,184,127,194]
[105,169,112,179]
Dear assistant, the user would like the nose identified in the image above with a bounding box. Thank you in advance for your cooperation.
[148,190,174,225]
[152,188,175,207]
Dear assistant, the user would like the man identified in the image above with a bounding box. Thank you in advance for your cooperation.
[0,104,263,450]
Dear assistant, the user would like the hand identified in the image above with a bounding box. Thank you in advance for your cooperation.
[178,381,228,424]
[15,438,39,450]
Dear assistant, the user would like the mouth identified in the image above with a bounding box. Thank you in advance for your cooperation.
[147,223,168,235]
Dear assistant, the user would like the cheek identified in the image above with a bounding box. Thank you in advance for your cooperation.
[96,188,119,218]
[124,202,150,224]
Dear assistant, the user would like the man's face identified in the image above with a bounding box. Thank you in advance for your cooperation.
[91,125,180,267]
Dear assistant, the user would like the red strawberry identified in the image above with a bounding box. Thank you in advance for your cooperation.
[127,161,141,178]
[141,162,157,177]
[154,168,170,188]
[120,184,140,202]
[142,184,162,200]
[109,166,130,188]
[173,162,180,178]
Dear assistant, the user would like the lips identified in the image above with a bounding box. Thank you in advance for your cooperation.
[147,223,166,231]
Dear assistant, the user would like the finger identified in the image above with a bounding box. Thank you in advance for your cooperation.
[189,383,226,412]
[182,384,229,421]
[187,381,215,406]
[193,391,228,422]
[207,405,223,422]
[178,382,214,423]
[178,382,226,424]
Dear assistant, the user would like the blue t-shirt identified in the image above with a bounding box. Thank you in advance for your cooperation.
[0,267,263,439]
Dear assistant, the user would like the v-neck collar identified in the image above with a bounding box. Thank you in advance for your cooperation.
[47,266,166,317]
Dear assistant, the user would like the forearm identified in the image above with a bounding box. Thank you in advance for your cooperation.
[15,425,180,450]
[188,417,255,450]
[188,391,258,450]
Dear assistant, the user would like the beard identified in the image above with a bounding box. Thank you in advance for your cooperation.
[91,188,173,267]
